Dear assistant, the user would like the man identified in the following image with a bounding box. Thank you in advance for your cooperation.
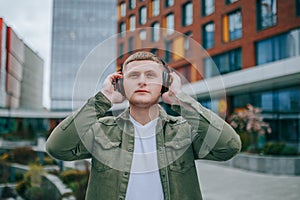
[46,51,241,200]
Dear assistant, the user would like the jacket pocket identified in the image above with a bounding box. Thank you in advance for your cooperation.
[165,138,195,173]
[92,133,121,172]
[95,136,120,150]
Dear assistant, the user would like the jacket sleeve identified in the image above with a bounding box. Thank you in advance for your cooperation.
[46,92,112,161]
[171,92,241,161]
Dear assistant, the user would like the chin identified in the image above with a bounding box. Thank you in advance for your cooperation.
[129,96,160,108]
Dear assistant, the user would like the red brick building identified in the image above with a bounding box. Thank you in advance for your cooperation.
[117,0,300,150]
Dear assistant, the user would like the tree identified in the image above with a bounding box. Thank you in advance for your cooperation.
[228,104,271,151]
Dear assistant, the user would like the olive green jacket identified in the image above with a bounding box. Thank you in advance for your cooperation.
[46,92,241,200]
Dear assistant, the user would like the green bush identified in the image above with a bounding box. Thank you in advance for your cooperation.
[238,132,251,151]
[60,169,89,200]
[262,142,298,156]
[280,145,298,156]
[7,147,36,164]
[60,169,87,183]
[262,142,285,155]
[24,187,47,200]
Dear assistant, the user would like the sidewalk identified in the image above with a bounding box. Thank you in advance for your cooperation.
[196,160,300,200]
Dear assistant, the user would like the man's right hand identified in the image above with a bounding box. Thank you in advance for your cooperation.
[101,72,126,104]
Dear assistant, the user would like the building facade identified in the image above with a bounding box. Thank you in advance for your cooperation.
[50,0,118,110]
[116,0,300,149]
[20,44,44,110]
[0,18,44,111]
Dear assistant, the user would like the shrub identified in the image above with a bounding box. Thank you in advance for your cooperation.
[238,132,251,151]
[7,147,36,164]
[60,169,89,200]
[24,187,47,200]
[262,142,285,155]
[280,145,298,156]
[60,169,87,183]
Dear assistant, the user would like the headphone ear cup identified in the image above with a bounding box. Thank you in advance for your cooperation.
[116,78,125,96]
[161,71,170,94]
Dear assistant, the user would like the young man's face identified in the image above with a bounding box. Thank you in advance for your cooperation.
[123,60,164,108]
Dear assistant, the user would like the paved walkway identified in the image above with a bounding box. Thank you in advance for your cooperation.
[196,160,300,200]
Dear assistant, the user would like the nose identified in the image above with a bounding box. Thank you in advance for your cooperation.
[138,74,147,86]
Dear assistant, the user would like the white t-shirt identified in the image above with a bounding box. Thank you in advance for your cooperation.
[125,116,164,200]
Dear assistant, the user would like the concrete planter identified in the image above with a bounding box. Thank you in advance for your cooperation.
[221,153,300,175]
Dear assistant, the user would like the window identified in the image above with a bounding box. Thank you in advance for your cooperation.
[256,30,298,65]
[139,30,147,40]
[296,0,300,16]
[120,2,126,17]
[257,0,277,30]
[152,22,160,42]
[202,0,214,16]
[119,43,124,58]
[204,48,242,78]
[129,15,136,31]
[129,0,136,9]
[140,6,147,25]
[165,0,174,7]
[119,22,126,37]
[165,40,173,62]
[223,10,242,42]
[152,0,160,17]
[182,2,193,26]
[184,31,192,56]
[166,13,174,35]
[128,37,134,52]
[203,22,215,49]
[226,0,239,4]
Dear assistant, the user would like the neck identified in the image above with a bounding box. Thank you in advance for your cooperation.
[129,104,159,125]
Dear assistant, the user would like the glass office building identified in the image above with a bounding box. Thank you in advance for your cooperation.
[50,0,117,110]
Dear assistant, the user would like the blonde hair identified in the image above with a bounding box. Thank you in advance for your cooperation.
[122,51,164,70]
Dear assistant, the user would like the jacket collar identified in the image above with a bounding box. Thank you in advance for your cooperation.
[116,104,170,123]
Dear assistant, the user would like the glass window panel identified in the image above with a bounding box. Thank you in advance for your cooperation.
[139,30,147,40]
[261,92,274,111]
[203,22,215,49]
[129,0,136,9]
[229,10,242,40]
[278,88,300,112]
[279,119,299,142]
[297,0,300,16]
[165,0,174,7]
[152,0,160,17]
[129,15,136,31]
[182,2,193,26]
[226,0,239,4]
[204,57,218,78]
[152,22,160,42]
[256,31,297,65]
[120,2,126,17]
[166,13,174,35]
[257,0,277,30]
[203,0,215,16]
[119,22,126,37]
[140,7,147,25]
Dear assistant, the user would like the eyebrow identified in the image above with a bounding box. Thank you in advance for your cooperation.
[126,69,159,74]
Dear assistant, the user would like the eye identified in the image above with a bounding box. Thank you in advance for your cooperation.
[128,72,139,78]
[146,72,157,78]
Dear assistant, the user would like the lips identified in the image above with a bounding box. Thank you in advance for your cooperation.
[135,89,149,93]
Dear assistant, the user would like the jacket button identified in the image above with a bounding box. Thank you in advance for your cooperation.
[123,172,129,177]
[119,195,125,200]
[128,147,133,152]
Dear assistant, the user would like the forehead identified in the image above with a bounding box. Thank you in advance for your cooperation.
[123,60,164,73]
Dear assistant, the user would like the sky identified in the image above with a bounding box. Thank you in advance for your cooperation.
[0,0,52,108]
